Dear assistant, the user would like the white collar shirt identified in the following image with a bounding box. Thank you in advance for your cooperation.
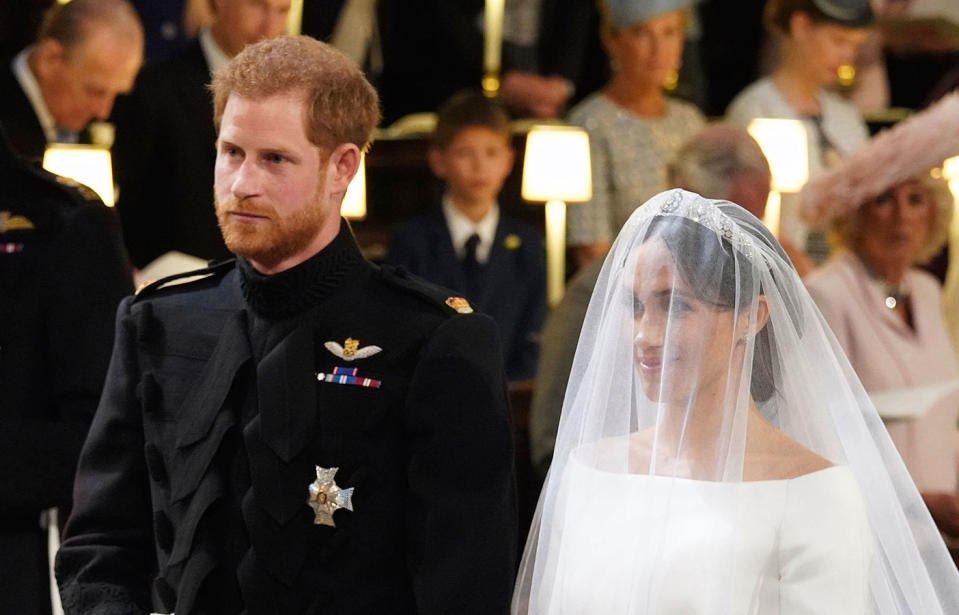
[12,49,57,143]
[199,27,231,74]
[442,195,499,265]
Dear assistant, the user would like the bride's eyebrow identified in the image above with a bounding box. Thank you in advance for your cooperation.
[633,288,691,302]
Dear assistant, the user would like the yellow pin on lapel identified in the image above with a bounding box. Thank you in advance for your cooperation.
[503,234,522,250]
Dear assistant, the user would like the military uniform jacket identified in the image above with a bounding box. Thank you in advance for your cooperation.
[56,222,518,614]
[0,129,133,615]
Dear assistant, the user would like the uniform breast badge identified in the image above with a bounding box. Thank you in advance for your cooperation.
[0,211,35,233]
[445,297,474,314]
[307,466,354,527]
[324,337,382,361]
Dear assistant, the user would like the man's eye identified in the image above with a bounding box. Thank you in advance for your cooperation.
[266,153,286,164]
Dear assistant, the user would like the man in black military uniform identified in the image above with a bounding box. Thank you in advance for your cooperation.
[56,35,518,614]
[0,126,133,615]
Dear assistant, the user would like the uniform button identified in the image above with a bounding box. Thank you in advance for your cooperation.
[136,303,155,343]
[145,443,168,483]
[153,510,174,552]
[138,372,160,415]
[153,575,176,608]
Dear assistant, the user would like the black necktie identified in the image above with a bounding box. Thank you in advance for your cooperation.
[462,233,481,295]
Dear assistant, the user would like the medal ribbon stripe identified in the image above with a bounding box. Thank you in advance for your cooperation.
[316,369,382,389]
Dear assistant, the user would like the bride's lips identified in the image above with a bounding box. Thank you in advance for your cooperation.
[638,354,663,375]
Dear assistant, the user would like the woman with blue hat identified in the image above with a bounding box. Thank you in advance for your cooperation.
[726,0,874,268]
[565,0,705,271]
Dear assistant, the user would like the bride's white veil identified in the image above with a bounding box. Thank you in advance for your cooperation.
[513,189,959,613]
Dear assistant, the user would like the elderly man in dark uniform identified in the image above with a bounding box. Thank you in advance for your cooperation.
[56,35,518,614]
[0,0,143,161]
[0,127,133,615]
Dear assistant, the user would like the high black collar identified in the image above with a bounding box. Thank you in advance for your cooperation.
[237,220,368,320]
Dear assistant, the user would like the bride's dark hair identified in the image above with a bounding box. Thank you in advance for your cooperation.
[643,206,803,402]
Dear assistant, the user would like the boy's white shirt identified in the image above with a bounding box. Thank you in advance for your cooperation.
[442,194,499,264]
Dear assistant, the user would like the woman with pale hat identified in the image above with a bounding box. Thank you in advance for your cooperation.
[803,93,959,542]
[727,0,873,264]
[565,0,705,270]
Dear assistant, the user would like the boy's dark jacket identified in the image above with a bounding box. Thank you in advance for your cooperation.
[389,210,546,382]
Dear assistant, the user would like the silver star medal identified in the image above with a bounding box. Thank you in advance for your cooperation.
[307,466,354,527]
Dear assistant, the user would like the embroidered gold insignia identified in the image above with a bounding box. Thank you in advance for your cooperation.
[0,211,35,233]
[445,297,474,314]
[324,338,382,361]
[503,234,522,250]
[307,466,354,527]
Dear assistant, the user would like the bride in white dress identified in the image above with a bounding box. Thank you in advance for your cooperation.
[513,190,959,614]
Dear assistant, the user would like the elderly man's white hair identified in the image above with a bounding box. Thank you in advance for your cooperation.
[666,123,771,212]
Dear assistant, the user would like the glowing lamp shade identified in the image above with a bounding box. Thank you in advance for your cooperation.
[943,155,959,184]
[521,126,592,203]
[944,156,959,232]
[341,154,366,220]
[42,144,114,207]
[747,118,809,193]
[286,0,304,34]
[521,125,592,306]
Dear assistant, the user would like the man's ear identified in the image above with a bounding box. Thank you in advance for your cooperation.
[426,146,447,179]
[788,10,813,41]
[324,143,361,198]
[32,39,67,81]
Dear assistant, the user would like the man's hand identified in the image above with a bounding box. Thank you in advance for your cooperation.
[501,71,573,119]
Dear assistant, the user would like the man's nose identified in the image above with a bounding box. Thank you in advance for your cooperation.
[229,160,263,200]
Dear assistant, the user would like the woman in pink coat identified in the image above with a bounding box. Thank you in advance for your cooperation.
[803,94,959,542]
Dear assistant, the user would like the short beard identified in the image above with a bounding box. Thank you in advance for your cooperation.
[214,190,328,271]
